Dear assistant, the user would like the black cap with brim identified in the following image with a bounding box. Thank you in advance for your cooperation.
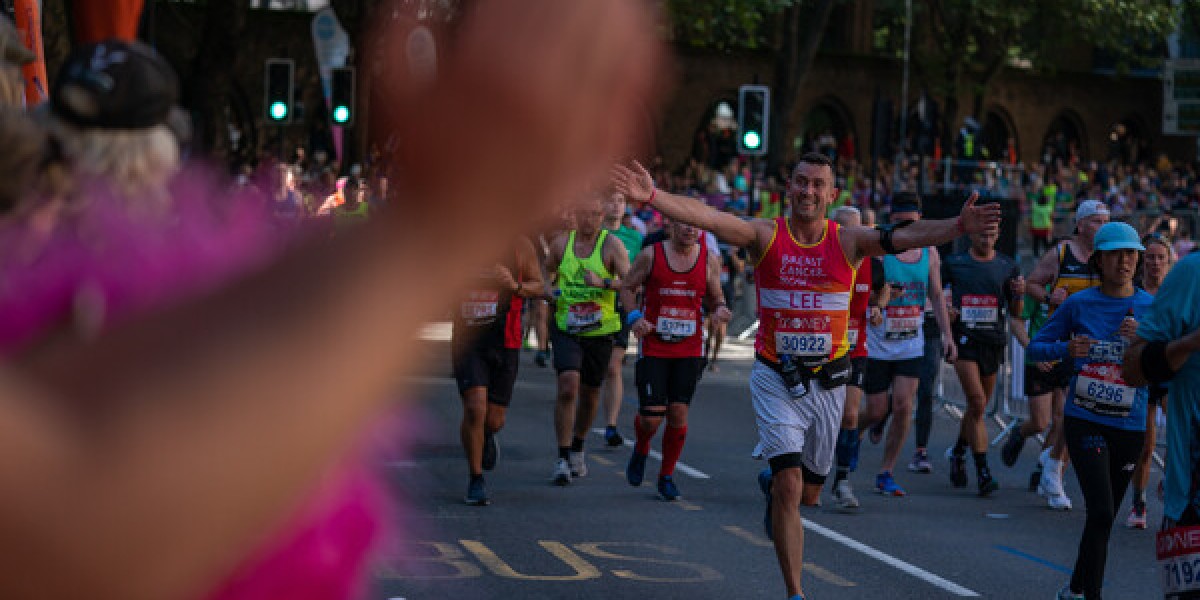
[51,40,181,130]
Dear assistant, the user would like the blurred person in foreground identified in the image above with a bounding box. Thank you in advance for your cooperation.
[0,2,663,600]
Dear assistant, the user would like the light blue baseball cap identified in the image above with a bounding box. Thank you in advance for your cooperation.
[1093,221,1145,252]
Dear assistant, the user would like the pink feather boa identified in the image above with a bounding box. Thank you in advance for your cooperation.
[0,170,388,600]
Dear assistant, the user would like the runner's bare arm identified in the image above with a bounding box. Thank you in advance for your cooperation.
[619,247,653,311]
[1122,331,1200,387]
[515,236,545,297]
[545,232,568,292]
[927,249,957,362]
[1010,316,1031,348]
[608,235,632,280]
[706,252,726,307]
[611,161,761,248]
[1025,245,1060,304]
[840,192,1001,263]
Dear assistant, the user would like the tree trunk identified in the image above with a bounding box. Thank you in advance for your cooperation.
[768,0,835,171]
[185,0,249,161]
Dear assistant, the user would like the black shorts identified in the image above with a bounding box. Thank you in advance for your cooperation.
[1024,360,1073,397]
[955,338,1004,377]
[551,325,615,388]
[451,342,520,407]
[864,357,923,395]
[635,356,705,407]
[848,356,868,390]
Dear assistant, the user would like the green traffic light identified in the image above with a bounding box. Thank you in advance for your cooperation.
[743,131,762,150]
[270,101,288,121]
[333,105,351,124]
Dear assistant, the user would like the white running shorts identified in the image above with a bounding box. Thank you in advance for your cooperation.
[750,360,845,476]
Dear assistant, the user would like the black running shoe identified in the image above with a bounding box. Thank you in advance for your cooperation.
[626,451,648,487]
[482,431,498,471]
[1028,466,1043,493]
[534,350,548,367]
[1001,425,1025,467]
[978,474,999,497]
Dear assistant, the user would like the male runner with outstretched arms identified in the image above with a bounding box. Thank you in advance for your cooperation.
[613,152,1000,600]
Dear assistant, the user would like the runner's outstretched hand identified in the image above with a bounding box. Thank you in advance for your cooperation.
[958,192,1002,234]
[611,161,656,206]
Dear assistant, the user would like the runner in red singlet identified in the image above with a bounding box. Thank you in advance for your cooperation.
[621,219,730,501]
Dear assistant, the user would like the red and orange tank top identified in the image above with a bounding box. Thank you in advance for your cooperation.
[754,217,856,365]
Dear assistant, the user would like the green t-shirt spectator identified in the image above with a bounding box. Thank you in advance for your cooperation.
[609,225,643,265]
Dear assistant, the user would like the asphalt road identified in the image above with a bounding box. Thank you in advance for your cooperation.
[371,330,1162,600]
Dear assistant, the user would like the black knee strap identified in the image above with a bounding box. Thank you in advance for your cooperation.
[768,452,806,473]
[640,406,668,418]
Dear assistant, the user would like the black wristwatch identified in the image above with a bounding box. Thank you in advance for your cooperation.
[603,278,613,290]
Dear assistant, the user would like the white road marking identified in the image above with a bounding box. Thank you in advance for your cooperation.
[590,428,710,479]
[802,519,981,597]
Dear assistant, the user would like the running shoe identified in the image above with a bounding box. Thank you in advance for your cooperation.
[1039,470,1072,510]
[605,426,625,447]
[907,449,932,474]
[868,419,886,445]
[759,468,774,539]
[1056,584,1085,599]
[977,474,999,497]
[875,471,906,496]
[946,447,968,488]
[482,431,498,471]
[534,350,549,367]
[1126,504,1148,529]
[626,451,648,487]
[1000,425,1026,467]
[552,458,572,486]
[658,475,681,501]
[465,475,490,506]
[568,450,588,477]
[832,480,860,510]
[1029,466,1043,493]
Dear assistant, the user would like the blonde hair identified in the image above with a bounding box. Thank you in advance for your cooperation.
[47,117,179,210]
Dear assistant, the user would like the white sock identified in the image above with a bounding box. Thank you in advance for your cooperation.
[1039,448,1052,467]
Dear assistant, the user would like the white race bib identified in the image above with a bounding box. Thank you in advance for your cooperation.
[566,303,602,332]
[657,316,697,338]
[461,290,499,325]
[1159,526,1200,596]
[1074,362,1135,416]
[885,305,921,339]
[775,332,831,357]
[961,294,998,325]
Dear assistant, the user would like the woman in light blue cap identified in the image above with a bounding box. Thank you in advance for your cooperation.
[1028,221,1154,600]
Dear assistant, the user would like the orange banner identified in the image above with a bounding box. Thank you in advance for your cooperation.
[72,0,145,45]
[12,0,47,106]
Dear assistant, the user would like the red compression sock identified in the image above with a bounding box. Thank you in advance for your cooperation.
[660,425,688,476]
[634,415,654,455]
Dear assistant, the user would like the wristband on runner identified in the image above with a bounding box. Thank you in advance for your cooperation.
[625,309,644,326]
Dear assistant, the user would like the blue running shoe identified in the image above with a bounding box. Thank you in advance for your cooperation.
[875,471,906,496]
[605,426,624,447]
[626,452,648,487]
[658,475,681,501]
[759,468,774,540]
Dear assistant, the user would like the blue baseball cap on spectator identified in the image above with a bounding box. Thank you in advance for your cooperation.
[1093,221,1144,252]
